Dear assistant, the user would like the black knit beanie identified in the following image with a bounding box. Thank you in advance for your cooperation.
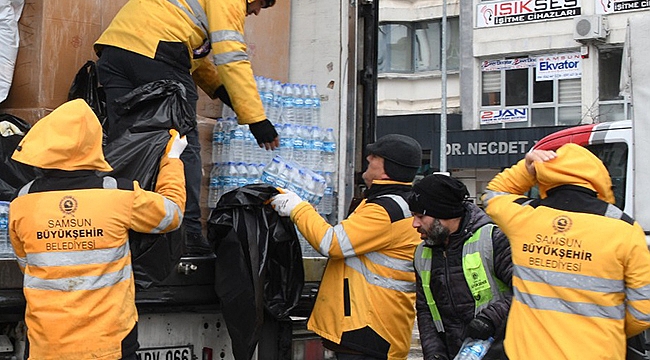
[408,174,469,219]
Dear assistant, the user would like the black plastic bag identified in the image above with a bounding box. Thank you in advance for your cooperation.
[101,80,194,289]
[0,114,36,201]
[208,184,304,360]
[68,61,107,129]
[108,79,195,142]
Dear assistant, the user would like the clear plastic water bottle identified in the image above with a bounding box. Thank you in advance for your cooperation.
[276,162,294,189]
[321,172,334,215]
[306,126,322,170]
[222,117,235,162]
[0,201,11,258]
[223,162,239,195]
[262,78,274,119]
[208,164,221,208]
[301,85,314,127]
[261,156,284,186]
[236,162,249,188]
[230,125,246,163]
[292,125,306,165]
[243,127,255,163]
[211,118,225,164]
[287,167,306,198]
[322,127,337,172]
[292,83,304,126]
[279,123,294,160]
[310,84,321,127]
[247,163,261,184]
[270,80,284,124]
[280,83,295,124]
[453,338,494,360]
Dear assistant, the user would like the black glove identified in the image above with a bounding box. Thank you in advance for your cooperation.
[249,119,278,144]
[466,316,495,340]
[214,85,232,108]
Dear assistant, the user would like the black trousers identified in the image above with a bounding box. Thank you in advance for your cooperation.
[96,45,203,234]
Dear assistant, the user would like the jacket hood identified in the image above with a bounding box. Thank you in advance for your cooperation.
[536,143,614,204]
[12,99,113,172]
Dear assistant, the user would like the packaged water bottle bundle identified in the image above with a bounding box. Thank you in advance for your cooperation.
[260,155,326,205]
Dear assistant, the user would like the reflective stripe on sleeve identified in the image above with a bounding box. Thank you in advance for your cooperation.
[24,265,133,292]
[514,285,625,320]
[152,198,183,233]
[319,224,356,258]
[627,303,650,322]
[16,255,26,269]
[345,256,416,293]
[626,283,650,302]
[26,243,130,267]
[213,51,249,66]
[515,265,625,293]
[211,30,245,44]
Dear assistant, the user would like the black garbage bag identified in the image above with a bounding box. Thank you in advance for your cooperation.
[101,80,194,289]
[0,114,36,201]
[68,61,107,130]
[108,79,195,142]
[208,184,304,360]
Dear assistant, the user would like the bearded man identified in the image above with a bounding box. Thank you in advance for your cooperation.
[408,174,513,360]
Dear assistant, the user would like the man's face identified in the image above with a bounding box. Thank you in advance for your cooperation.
[362,154,387,188]
[412,214,450,246]
[247,0,274,16]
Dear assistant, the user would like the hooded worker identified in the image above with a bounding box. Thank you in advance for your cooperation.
[483,143,650,360]
[9,99,187,359]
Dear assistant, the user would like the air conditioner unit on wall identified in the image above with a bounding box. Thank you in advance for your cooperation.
[574,15,607,42]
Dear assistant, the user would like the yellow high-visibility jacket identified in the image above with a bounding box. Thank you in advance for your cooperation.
[9,99,186,359]
[483,144,650,360]
[290,180,420,360]
[95,0,265,124]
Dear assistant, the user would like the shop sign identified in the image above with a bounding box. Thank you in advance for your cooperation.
[597,0,650,13]
[480,108,528,125]
[476,0,581,28]
[443,126,569,168]
[481,57,536,72]
[536,53,582,80]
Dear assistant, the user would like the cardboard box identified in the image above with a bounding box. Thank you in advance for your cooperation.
[197,115,216,232]
[1,0,103,112]
[0,0,129,119]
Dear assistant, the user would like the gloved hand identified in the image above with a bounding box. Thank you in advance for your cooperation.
[270,189,303,217]
[249,119,279,150]
[165,129,188,159]
[214,85,232,108]
[466,316,495,340]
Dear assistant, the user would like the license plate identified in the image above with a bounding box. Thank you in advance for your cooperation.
[136,345,193,360]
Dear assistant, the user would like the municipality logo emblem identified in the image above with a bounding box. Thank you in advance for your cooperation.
[59,196,78,216]
[552,215,572,233]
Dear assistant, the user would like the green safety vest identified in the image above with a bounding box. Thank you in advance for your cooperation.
[413,224,511,333]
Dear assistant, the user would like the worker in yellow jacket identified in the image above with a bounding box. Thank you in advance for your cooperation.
[8,99,187,359]
[483,143,650,359]
[270,134,423,360]
[94,0,279,254]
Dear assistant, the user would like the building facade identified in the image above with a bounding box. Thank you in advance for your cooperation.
[377,0,646,202]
